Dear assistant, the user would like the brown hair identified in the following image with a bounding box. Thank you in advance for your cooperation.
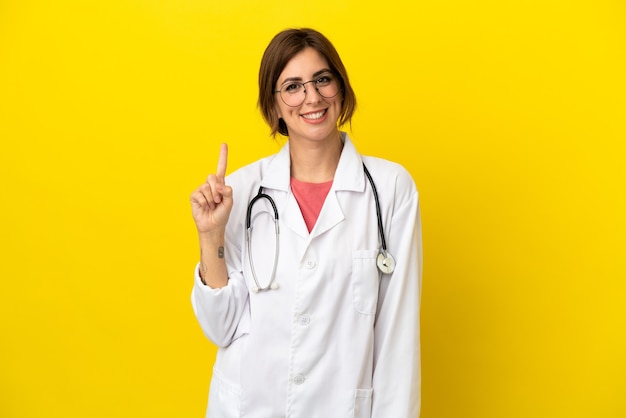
[258,28,357,137]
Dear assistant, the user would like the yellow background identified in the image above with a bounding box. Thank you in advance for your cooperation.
[1,0,625,417]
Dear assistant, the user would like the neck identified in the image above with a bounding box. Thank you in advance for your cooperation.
[289,132,343,183]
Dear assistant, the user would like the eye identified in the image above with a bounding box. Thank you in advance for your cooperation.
[316,75,332,86]
[284,83,303,94]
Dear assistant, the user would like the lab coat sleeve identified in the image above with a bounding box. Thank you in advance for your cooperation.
[371,186,422,417]
[190,223,250,348]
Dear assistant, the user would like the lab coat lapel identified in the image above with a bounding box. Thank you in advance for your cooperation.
[260,142,309,239]
[309,134,365,240]
[308,189,344,240]
[283,192,309,239]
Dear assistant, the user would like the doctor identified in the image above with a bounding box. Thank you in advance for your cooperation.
[190,28,422,418]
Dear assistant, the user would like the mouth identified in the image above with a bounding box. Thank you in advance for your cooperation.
[300,109,327,121]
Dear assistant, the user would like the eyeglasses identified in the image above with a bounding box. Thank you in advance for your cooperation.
[274,72,341,107]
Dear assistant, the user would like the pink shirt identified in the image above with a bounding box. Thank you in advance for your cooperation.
[290,177,333,232]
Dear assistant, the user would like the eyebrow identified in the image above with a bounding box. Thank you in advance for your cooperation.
[279,68,332,86]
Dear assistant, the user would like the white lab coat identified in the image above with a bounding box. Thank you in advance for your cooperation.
[191,133,422,418]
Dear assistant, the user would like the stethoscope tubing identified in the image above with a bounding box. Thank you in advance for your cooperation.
[246,187,280,292]
[246,187,279,228]
[362,163,387,252]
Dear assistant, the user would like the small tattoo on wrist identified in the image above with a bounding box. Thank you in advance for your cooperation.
[218,246,224,258]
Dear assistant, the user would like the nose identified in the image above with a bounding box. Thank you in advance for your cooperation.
[302,80,323,104]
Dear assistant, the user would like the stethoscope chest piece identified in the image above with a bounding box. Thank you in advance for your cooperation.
[376,250,396,274]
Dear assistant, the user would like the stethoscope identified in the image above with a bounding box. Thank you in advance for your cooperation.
[245,163,396,293]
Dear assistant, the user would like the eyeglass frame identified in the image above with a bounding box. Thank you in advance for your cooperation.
[273,72,342,107]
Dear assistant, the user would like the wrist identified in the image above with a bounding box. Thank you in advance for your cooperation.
[197,230,225,246]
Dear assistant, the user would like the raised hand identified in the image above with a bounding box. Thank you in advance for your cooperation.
[190,143,234,236]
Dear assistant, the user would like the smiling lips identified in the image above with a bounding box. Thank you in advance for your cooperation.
[301,109,327,122]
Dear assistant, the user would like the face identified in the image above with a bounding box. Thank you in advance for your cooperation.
[274,47,343,144]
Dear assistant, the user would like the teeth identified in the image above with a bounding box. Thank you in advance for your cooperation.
[302,110,325,120]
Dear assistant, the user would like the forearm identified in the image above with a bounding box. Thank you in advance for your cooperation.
[198,231,229,288]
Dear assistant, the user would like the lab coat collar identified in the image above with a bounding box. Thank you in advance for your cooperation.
[259,132,366,193]
[259,142,291,192]
[333,132,366,192]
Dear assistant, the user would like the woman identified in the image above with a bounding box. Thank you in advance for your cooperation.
[190,28,422,418]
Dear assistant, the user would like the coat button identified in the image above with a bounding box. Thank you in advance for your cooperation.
[293,373,305,385]
[305,260,317,269]
[298,315,310,326]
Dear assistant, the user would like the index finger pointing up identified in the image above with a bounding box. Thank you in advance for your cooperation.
[216,143,228,183]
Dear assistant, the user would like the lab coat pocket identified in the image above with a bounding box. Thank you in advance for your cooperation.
[352,250,380,315]
[353,388,373,418]
[207,368,241,418]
